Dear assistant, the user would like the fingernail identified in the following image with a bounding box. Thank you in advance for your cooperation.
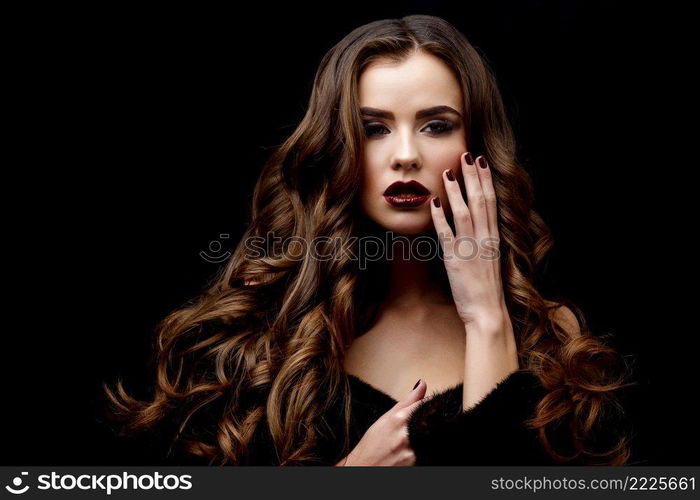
[445,169,455,181]
[478,157,488,169]
[432,196,440,207]
[413,379,422,390]
[465,152,474,164]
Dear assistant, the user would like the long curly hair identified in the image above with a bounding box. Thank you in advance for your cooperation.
[104,15,635,466]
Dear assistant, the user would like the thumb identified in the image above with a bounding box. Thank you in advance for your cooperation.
[395,379,427,409]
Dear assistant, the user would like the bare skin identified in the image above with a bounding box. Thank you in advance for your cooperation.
[344,268,467,401]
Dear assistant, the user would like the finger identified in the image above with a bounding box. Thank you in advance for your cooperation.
[474,156,502,275]
[460,152,489,240]
[394,379,427,409]
[443,167,473,238]
[475,155,498,238]
[404,400,426,421]
[430,195,455,256]
[404,391,437,419]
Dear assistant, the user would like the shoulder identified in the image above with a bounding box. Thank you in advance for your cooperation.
[544,300,582,338]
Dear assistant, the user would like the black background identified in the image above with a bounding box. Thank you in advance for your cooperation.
[4,1,695,465]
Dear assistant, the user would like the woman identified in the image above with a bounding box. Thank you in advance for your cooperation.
[104,14,634,466]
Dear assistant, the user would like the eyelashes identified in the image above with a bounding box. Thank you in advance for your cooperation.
[362,119,456,138]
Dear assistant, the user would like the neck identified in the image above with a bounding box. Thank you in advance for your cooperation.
[384,252,451,309]
[357,218,452,311]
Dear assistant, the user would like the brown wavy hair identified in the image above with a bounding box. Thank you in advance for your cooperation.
[104,15,635,466]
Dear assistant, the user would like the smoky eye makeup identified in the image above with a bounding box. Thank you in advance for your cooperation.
[423,119,455,134]
[361,118,457,138]
[362,121,387,137]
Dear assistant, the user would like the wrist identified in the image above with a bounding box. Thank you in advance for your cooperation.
[463,309,508,337]
[465,308,516,344]
[464,316,519,372]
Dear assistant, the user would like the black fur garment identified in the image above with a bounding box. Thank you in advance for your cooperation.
[406,370,556,465]
[145,369,625,465]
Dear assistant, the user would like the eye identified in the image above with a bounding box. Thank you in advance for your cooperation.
[363,121,388,138]
[422,119,455,135]
[361,119,456,138]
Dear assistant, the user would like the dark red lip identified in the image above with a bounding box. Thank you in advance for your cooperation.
[382,180,431,208]
[384,193,431,208]
[383,180,430,196]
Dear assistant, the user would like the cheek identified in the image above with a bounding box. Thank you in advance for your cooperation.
[360,149,383,195]
[430,148,465,185]
[359,165,380,211]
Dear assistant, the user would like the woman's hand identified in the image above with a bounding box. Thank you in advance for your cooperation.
[430,152,509,334]
[338,380,428,466]
[430,151,519,410]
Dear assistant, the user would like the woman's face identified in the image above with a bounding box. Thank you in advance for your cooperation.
[358,50,468,236]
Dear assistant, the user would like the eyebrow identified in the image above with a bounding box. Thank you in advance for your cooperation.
[360,105,463,120]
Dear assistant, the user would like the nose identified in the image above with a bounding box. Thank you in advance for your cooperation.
[391,129,421,170]
[393,158,420,170]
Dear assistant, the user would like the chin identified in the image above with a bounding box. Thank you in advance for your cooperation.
[373,213,434,237]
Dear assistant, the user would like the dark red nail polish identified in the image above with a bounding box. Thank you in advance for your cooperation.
[465,152,474,164]
[446,169,455,181]
[413,379,421,390]
[478,157,488,169]
[432,196,440,207]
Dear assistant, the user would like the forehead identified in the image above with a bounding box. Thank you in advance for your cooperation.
[358,51,463,113]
